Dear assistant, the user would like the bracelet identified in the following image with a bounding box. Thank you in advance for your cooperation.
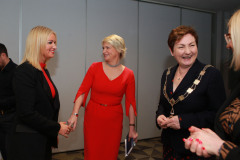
[129,124,135,126]
[73,113,78,117]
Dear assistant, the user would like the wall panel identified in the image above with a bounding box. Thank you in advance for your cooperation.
[182,9,212,64]
[138,2,180,139]
[0,0,20,63]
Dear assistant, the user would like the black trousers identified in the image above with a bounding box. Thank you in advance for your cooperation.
[8,132,52,160]
[0,112,15,160]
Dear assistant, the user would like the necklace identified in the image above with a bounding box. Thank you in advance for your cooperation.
[176,68,185,81]
[163,65,212,118]
[106,62,121,67]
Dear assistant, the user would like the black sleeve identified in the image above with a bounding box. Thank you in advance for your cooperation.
[156,69,167,129]
[13,65,60,137]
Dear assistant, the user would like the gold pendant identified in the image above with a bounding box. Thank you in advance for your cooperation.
[170,99,175,106]
[169,109,174,118]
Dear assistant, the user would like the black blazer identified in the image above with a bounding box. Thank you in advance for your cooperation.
[156,59,226,154]
[10,62,60,159]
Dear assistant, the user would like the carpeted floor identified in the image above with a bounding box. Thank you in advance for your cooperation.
[52,137,163,160]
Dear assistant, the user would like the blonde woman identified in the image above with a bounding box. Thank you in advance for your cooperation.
[184,9,240,160]
[9,26,69,160]
[68,34,138,159]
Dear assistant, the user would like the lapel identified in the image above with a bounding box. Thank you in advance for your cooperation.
[167,59,203,98]
[40,70,52,99]
[38,69,58,109]
[45,69,60,111]
[166,65,176,97]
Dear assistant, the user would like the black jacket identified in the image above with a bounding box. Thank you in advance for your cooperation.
[0,58,18,110]
[10,61,60,159]
[156,59,226,154]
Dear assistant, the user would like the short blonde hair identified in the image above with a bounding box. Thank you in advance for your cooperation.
[21,26,57,70]
[102,34,127,59]
[229,9,240,71]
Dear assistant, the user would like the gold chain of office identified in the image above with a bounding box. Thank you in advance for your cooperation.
[163,64,212,117]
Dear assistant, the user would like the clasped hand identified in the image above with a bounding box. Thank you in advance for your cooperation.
[59,122,73,138]
[58,114,78,138]
[157,115,180,130]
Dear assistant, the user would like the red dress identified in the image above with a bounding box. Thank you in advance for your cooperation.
[74,62,137,160]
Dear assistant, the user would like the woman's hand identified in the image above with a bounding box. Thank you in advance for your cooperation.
[164,115,180,130]
[68,94,84,131]
[67,114,78,131]
[184,136,211,158]
[157,115,180,130]
[129,126,138,143]
[184,126,224,157]
[157,115,168,129]
[59,122,70,138]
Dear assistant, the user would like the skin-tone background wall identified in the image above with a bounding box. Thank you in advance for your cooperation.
[0,0,237,153]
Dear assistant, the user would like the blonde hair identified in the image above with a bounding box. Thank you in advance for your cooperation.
[21,26,57,70]
[102,34,127,59]
[229,9,240,71]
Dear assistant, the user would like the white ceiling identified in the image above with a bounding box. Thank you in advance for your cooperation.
[141,0,240,12]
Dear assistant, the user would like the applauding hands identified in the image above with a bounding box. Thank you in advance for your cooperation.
[183,126,224,157]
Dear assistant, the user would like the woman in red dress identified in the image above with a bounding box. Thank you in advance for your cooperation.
[68,34,138,160]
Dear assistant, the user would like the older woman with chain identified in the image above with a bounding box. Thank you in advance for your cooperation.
[156,25,226,159]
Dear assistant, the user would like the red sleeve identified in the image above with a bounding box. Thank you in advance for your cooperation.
[125,70,137,116]
[74,63,96,107]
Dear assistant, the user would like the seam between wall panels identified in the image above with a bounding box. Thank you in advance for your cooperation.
[19,0,23,63]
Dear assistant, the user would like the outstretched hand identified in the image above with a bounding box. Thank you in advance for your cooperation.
[67,115,78,131]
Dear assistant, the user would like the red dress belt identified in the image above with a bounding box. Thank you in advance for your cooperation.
[90,99,121,107]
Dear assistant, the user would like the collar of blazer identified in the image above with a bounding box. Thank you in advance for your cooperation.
[38,68,58,106]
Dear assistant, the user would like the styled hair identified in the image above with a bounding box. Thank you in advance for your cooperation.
[21,26,57,70]
[168,25,198,52]
[229,9,240,71]
[102,34,127,59]
[0,43,8,57]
